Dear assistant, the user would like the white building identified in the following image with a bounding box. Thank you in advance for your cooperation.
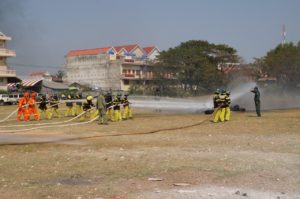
[0,32,19,91]
[64,44,160,91]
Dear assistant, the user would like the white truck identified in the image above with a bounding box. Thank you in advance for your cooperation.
[8,93,23,105]
[0,94,11,105]
[0,93,23,105]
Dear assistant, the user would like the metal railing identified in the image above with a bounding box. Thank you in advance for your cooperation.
[0,48,16,57]
[0,69,16,75]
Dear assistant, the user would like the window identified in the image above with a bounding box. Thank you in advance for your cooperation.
[124,80,129,85]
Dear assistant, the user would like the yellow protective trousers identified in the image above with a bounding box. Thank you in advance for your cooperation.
[90,109,99,119]
[79,109,94,121]
[213,108,226,123]
[225,107,231,121]
[65,107,75,117]
[75,105,83,116]
[106,109,114,121]
[122,106,133,119]
[39,109,52,120]
[114,110,122,122]
[51,108,61,118]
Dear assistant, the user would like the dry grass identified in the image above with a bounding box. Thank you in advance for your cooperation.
[0,106,299,198]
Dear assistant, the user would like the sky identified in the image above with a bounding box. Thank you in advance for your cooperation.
[1,0,300,75]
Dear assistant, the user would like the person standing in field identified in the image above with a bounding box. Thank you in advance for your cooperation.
[28,92,39,121]
[49,95,61,118]
[17,92,30,121]
[121,93,132,120]
[105,92,114,121]
[251,86,261,117]
[224,90,231,121]
[38,95,52,120]
[96,91,108,125]
[213,89,226,123]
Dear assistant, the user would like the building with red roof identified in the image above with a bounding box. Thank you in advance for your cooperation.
[64,44,160,91]
[143,46,160,60]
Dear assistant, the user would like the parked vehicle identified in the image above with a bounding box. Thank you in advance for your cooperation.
[8,93,24,105]
[0,94,10,105]
[0,93,25,105]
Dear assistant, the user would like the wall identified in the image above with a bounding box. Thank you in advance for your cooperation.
[0,77,8,90]
[65,54,122,91]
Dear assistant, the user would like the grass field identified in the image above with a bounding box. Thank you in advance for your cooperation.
[0,105,299,198]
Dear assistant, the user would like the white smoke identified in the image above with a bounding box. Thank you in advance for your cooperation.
[131,82,257,112]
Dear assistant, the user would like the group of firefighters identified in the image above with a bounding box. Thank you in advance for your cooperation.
[212,88,231,123]
[15,87,260,124]
[16,91,133,125]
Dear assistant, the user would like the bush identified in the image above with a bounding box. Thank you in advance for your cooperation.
[0,90,9,94]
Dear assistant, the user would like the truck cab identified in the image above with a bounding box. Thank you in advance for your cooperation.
[0,94,10,105]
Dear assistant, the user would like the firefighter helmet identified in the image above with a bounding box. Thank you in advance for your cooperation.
[214,89,220,94]
[87,95,93,101]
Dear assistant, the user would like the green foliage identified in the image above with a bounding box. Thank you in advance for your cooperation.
[263,42,300,86]
[55,70,65,78]
[0,89,9,94]
[152,40,238,96]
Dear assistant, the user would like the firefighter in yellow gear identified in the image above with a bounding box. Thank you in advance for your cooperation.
[38,95,52,120]
[225,91,231,121]
[213,89,227,123]
[213,89,220,110]
[121,94,132,120]
[80,95,95,121]
[49,95,61,118]
[65,95,75,117]
[113,93,122,122]
[212,89,220,122]
[75,94,83,116]
[105,92,114,121]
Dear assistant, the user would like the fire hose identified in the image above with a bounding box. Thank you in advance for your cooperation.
[0,107,96,128]
[0,107,220,146]
[0,101,65,123]
[0,114,99,134]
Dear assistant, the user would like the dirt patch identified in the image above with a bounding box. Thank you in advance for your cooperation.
[0,107,299,198]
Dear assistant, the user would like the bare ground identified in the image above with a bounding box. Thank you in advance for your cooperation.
[0,106,299,199]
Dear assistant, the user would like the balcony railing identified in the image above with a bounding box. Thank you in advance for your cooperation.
[0,69,16,77]
[0,48,16,57]
[122,73,142,79]
[121,73,154,80]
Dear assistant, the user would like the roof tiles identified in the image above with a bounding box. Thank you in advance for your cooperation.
[66,47,111,57]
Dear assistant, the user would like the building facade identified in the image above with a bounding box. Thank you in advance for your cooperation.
[64,44,160,91]
[0,32,19,90]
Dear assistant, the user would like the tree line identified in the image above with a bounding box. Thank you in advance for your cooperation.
[129,39,300,96]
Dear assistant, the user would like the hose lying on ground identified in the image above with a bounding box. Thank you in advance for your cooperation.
[0,108,96,128]
[0,101,46,123]
[0,107,220,146]
[0,114,99,134]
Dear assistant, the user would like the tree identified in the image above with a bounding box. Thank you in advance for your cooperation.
[153,40,238,95]
[262,42,300,86]
[55,70,65,78]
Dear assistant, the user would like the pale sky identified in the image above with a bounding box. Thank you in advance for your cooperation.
[1,0,299,75]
